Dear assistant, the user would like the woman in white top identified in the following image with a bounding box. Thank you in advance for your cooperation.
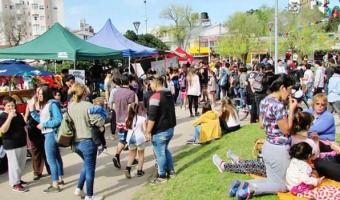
[125,103,147,178]
[187,67,201,117]
[301,64,313,102]
[217,96,240,134]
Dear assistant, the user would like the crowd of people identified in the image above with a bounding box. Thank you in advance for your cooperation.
[1,54,340,200]
[207,54,340,199]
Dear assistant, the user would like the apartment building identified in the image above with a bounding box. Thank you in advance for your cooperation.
[0,0,64,46]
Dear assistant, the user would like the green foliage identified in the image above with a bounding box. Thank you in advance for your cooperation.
[134,124,279,200]
[216,4,335,62]
[124,30,168,51]
[323,16,340,32]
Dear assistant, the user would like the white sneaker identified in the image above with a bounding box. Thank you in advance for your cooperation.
[105,135,116,141]
[85,195,104,200]
[74,188,86,197]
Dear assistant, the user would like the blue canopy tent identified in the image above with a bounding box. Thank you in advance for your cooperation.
[87,19,158,73]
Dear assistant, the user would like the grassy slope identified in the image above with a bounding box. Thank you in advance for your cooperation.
[134,124,340,200]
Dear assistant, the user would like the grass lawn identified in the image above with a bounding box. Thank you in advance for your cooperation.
[134,123,340,200]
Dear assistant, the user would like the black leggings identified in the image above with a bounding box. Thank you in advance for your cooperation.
[314,155,340,182]
[187,95,199,115]
[110,110,116,135]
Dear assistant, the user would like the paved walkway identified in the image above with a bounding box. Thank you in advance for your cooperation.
[0,106,339,200]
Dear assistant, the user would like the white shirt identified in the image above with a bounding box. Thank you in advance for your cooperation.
[303,69,313,84]
[126,115,146,145]
[187,75,201,96]
[277,66,286,74]
[227,109,240,127]
[286,158,318,190]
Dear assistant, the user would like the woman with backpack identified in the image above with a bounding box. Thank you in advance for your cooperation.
[29,85,64,193]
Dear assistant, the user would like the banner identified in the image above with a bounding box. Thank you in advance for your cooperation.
[151,57,179,75]
[132,63,145,79]
[69,69,85,84]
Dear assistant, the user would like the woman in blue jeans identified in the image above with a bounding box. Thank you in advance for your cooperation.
[68,83,105,200]
[30,85,64,193]
[229,73,298,199]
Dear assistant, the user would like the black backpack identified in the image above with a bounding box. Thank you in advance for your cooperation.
[218,69,230,89]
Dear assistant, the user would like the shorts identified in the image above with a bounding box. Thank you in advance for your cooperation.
[128,142,146,150]
[117,124,127,145]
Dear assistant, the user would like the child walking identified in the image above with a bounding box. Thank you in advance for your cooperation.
[88,98,108,156]
[125,103,147,178]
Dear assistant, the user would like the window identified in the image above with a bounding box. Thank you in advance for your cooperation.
[17,16,21,20]
[22,1,24,5]
[39,5,44,10]
[27,1,29,5]
[47,15,50,19]
[32,3,38,9]
[4,5,7,8]
[28,12,30,16]
[34,16,37,20]
[33,24,39,31]
[40,16,45,20]
[9,5,13,9]
[53,6,58,9]
[46,5,48,9]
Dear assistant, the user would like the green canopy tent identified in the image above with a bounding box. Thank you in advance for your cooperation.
[0,23,122,67]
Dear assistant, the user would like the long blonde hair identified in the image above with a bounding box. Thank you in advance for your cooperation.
[220,96,237,120]
[187,67,197,86]
[68,83,87,102]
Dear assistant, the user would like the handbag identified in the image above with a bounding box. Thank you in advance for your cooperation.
[57,110,75,147]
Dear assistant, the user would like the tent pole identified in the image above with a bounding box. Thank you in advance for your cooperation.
[128,56,131,74]
[74,61,76,69]
[54,60,57,74]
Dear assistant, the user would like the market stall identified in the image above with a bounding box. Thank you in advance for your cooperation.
[0,60,55,113]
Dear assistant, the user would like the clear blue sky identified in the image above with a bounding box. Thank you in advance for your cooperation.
[64,0,337,34]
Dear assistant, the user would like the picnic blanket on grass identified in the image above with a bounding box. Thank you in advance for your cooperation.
[248,174,340,200]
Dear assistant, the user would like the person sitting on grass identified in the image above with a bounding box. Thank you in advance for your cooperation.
[227,73,298,199]
[217,96,240,134]
[286,142,324,198]
[186,102,221,145]
[212,110,319,178]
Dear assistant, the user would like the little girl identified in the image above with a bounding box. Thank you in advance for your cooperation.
[286,142,324,197]
[125,103,147,178]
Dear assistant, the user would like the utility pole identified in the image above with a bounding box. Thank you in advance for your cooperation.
[144,0,147,33]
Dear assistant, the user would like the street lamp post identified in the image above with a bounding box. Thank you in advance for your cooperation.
[144,0,147,33]
[133,21,141,34]
[268,22,274,57]
[274,0,279,74]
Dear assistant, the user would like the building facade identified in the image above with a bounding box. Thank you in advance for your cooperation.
[0,0,64,46]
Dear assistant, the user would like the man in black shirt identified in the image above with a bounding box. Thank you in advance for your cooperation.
[146,75,176,185]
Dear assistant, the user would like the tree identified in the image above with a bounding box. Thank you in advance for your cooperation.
[159,4,199,48]
[124,30,168,51]
[279,4,330,58]
[216,7,274,63]
[0,8,29,46]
